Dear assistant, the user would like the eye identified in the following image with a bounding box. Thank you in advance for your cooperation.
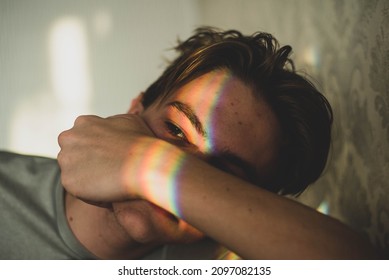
[164,121,189,142]
[208,158,232,174]
[207,156,252,182]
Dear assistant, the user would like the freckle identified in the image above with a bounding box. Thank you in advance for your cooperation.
[234,111,238,115]
[248,208,252,213]
[226,187,230,192]
[69,216,73,222]
[230,102,234,106]
[238,121,243,125]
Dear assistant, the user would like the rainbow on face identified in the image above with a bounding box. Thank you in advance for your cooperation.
[179,70,235,154]
[128,71,238,218]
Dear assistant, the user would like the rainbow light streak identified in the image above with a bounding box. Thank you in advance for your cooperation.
[216,248,242,260]
[191,71,234,153]
[129,71,237,218]
[136,140,186,217]
[316,200,330,215]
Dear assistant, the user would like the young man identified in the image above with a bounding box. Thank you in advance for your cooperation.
[58,28,376,259]
[1,28,376,259]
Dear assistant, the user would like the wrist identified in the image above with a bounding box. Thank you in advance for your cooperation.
[122,137,186,216]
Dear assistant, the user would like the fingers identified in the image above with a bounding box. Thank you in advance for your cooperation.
[106,114,133,120]
[56,113,156,202]
[58,115,102,147]
[106,114,156,137]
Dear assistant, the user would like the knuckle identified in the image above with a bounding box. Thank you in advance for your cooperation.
[60,174,71,190]
[74,115,99,126]
[74,115,88,125]
[57,150,63,163]
[57,128,76,147]
[56,151,68,171]
[59,168,74,190]
[57,130,69,146]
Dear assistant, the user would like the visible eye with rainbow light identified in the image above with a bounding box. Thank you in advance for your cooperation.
[164,121,189,143]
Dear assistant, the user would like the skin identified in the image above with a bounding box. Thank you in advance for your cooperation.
[59,70,376,259]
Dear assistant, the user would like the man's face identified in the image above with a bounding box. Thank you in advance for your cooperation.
[114,70,281,245]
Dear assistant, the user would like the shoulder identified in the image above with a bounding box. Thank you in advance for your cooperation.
[0,150,58,179]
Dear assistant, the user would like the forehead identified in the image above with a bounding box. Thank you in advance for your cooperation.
[166,70,281,176]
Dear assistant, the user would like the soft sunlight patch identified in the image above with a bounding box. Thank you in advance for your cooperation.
[49,16,92,107]
[301,45,321,69]
[8,16,92,157]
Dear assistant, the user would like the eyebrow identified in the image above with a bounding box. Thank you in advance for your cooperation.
[167,101,207,137]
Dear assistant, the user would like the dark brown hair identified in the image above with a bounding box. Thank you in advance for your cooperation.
[142,27,333,196]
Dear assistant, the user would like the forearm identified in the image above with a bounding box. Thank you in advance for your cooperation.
[128,140,376,259]
[57,115,377,259]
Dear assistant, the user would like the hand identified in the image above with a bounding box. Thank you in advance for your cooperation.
[58,114,155,202]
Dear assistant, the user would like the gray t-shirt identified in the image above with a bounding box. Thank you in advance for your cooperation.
[0,151,94,259]
[0,151,227,260]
